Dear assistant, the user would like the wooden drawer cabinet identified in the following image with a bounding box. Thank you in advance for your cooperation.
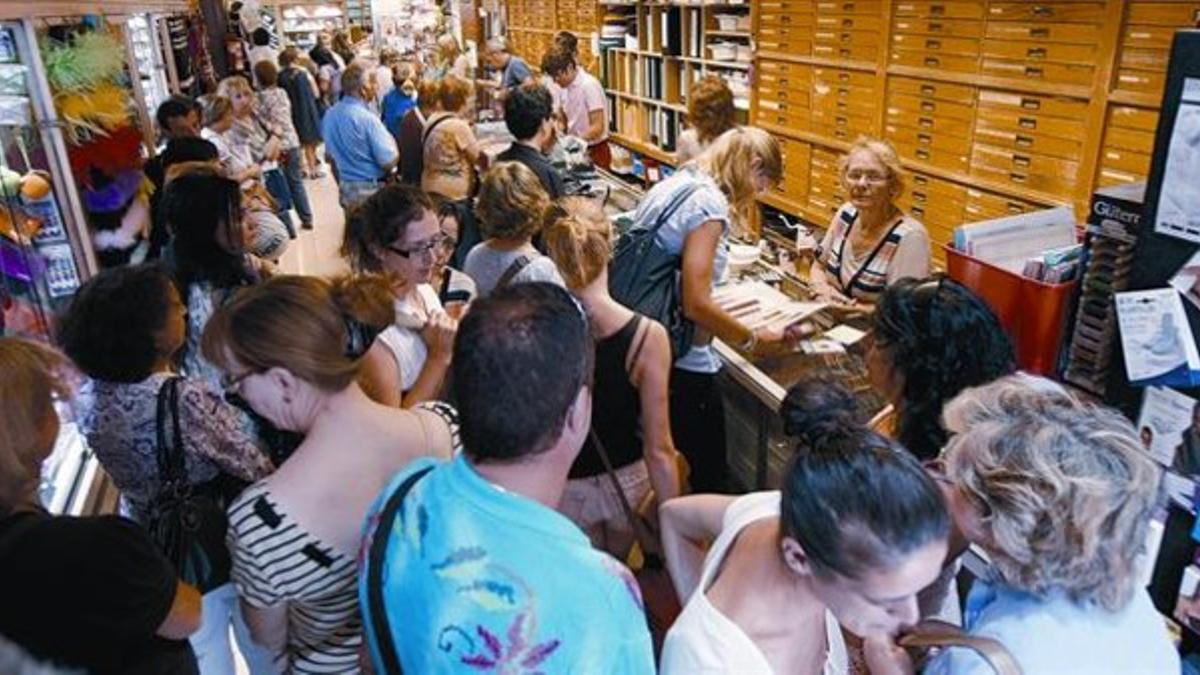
[1115,68,1167,97]
[759,11,816,28]
[976,90,1088,120]
[812,147,843,172]
[1097,165,1144,188]
[1121,24,1181,51]
[886,108,973,137]
[813,42,881,61]
[970,145,1079,195]
[1125,3,1200,26]
[759,60,814,81]
[986,2,1105,23]
[979,57,1093,86]
[888,92,975,121]
[758,0,817,11]
[886,122,974,154]
[888,76,976,103]
[964,188,1041,222]
[893,1,985,19]
[813,67,878,89]
[891,49,980,73]
[974,105,1086,143]
[909,172,969,205]
[1099,147,1152,175]
[984,20,1100,44]
[811,109,876,139]
[1108,105,1159,133]
[758,85,813,109]
[1104,126,1155,155]
[894,138,971,172]
[816,14,884,31]
[982,39,1097,66]
[972,123,1083,161]
[892,33,981,57]
[760,26,814,53]
[812,93,878,117]
[815,0,883,15]
[892,17,984,38]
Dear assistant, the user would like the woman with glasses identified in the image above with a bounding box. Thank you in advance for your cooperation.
[201,274,459,673]
[342,185,458,408]
[431,196,478,319]
[867,375,1177,675]
[59,264,274,675]
[810,137,931,305]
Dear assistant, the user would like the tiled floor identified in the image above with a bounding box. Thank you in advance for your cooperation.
[277,171,350,278]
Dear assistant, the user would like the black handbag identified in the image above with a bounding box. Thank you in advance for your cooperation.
[609,183,700,360]
[146,377,236,593]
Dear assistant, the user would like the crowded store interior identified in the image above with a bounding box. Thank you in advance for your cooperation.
[4,0,1200,673]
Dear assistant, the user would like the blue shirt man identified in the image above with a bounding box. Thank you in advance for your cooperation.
[321,64,398,208]
[359,283,655,674]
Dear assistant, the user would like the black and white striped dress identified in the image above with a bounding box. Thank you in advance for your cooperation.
[227,484,362,673]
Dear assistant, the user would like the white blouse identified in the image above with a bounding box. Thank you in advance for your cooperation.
[375,284,442,393]
[660,491,849,675]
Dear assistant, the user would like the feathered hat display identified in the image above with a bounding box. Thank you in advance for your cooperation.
[42,23,150,267]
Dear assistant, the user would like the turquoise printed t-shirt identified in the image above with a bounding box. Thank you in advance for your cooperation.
[359,454,656,673]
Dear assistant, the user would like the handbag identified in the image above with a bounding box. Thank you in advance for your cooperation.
[609,183,700,360]
[898,619,1023,675]
[588,427,682,656]
[146,376,237,593]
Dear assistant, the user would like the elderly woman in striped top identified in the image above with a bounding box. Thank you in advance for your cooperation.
[809,137,931,305]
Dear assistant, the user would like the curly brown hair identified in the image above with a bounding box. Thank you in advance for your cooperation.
[687,76,737,145]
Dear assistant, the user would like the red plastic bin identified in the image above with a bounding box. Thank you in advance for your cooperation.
[943,245,1079,375]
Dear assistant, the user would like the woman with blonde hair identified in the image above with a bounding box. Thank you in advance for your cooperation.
[217,75,294,237]
[202,275,458,672]
[866,375,1178,675]
[810,136,930,305]
[675,76,737,165]
[463,161,564,296]
[0,338,203,673]
[616,126,794,492]
[544,196,681,556]
[434,34,471,79]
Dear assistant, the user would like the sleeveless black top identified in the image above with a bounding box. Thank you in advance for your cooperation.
[571,314,649,479]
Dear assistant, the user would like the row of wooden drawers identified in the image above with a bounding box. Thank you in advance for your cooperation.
[1097,104,1159,187]
[1114,3,1200,99]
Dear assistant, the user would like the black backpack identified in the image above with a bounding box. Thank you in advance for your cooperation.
[609,184,700,360]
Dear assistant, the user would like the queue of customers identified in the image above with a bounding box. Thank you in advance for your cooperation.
[0,37,1183,675]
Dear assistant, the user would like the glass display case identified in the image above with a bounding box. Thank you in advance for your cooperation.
[0,19,98,514]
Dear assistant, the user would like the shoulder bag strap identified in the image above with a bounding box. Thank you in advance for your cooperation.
[588,427,657,561]
[844,213,906,295]
[495,255,533,291]
[422,114,454,147]
[640,183,701,241]
[624,316,651,377]
[155,376,188,483]
[898,619,1023,675]
[365,465,436,675]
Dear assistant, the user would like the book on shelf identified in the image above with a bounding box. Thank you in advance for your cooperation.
[661,7,682,57]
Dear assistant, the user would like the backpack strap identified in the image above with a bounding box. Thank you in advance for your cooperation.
[365,465,436,675]
[495,255,532,292]
[899,619,1023,675]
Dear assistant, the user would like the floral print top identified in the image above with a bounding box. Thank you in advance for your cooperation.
[358,453,655,673]
[256,88,300,151]
[78,372,273,523]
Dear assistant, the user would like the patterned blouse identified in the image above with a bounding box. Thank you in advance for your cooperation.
[78,372,273,523]
[257,88,300,151]
[818,203,930,304]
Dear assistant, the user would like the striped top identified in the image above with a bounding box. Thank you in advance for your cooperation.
[818,203,930,304]
[227,484,361,673]
[227,401,462,673]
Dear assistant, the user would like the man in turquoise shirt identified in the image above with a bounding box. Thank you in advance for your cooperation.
[359,283,655,674]
[321,63,398,210]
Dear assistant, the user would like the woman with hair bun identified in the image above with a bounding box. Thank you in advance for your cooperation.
[659,374,950,674]
[201,274,459,672]
[544,196,681,557]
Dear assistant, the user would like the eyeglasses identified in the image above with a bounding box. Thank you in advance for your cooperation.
[387,235,448,260]
[220,369,260,393]
[844,170,890,184]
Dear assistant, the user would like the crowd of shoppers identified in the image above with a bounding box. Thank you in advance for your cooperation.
[0,25,1183,675]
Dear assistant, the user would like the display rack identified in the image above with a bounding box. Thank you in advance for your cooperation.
[278,1,346,50]
[752,0,1200,268]
[505,0,601,74]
